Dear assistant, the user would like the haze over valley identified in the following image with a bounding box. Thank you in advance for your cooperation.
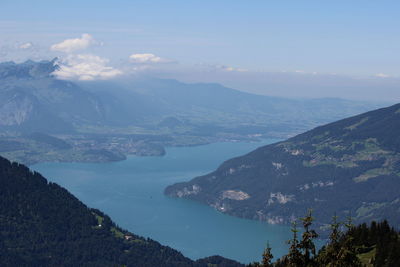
[0,59,385,166]
[1,1,400,266]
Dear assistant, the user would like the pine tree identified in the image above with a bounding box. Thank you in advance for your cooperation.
[339,216,361,266]
[257,213,400,267]
[287,220,303,266]
[299,210,318,266]
[261,242,274,267]
[316,215,342,266]
[316,215,362,267]
[329,214,341,246]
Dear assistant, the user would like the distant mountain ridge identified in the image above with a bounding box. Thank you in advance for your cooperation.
[0,59,386,165]
[100,77,385,132]
[165,103,400,228]
[0,155,243,266]
[0,59,384,135]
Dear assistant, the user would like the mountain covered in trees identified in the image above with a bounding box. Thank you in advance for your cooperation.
[165,103,400,228]
[0,156,243,267]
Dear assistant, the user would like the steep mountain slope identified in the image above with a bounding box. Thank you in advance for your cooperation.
[0,60,105,133]
[165,103,400,227]
[0,155,242,267]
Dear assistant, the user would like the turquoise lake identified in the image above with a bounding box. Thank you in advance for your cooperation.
[32,140,294,264]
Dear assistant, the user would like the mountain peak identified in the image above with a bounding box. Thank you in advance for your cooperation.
[0,58,58,79]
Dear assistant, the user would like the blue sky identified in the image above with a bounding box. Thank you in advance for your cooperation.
[1,0,400,100]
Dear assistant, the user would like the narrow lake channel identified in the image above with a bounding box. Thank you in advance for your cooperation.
[32,139,294,264]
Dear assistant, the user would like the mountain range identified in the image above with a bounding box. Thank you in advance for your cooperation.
[165,103,400,228]
[0,59,385,165]
[0,59,383,135]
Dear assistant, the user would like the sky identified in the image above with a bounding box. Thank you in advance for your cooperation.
[1,0,400,101]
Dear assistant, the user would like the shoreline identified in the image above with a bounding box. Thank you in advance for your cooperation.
[9,137,275,167]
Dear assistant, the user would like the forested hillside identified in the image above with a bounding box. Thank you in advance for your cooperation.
[166,103,400,228]
[0,156,243,267]
[250,213,400,267]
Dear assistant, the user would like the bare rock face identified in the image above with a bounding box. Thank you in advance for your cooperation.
[0,94,34,126]
[221,190,250,200]
[0,60,105,133]
[174,184,202,198]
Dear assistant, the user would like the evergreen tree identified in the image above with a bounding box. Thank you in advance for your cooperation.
[299,210,318,266]
[286,221,303,266]
[316,215,343,266]
[339,216,361,266]
[317,215,361,267]
[261,242,274,267]
[254,212,400,267]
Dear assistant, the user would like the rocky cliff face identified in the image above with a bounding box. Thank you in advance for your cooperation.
[0,92,34,126]
[0,59,105,133]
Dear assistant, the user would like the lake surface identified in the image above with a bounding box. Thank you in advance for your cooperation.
[32,140,293,264]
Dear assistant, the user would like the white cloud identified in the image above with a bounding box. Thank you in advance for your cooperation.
[294,70,318,75]
[50,34,96,53]
[375,73,390,78]
[129,53,171,64]
[295,70,306,73]
[53,54,122,81]
[204,64,247,72]
[223,66,247,72]
[19,42,33,49]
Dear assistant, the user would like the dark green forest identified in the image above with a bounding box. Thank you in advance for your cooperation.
[250,212,400,267]
[0,156,243,267]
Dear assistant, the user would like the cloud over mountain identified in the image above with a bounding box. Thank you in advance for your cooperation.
[50,34,96,53]
[129,53,172,64]
[19,42,33,49]
[53,54,122,80]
